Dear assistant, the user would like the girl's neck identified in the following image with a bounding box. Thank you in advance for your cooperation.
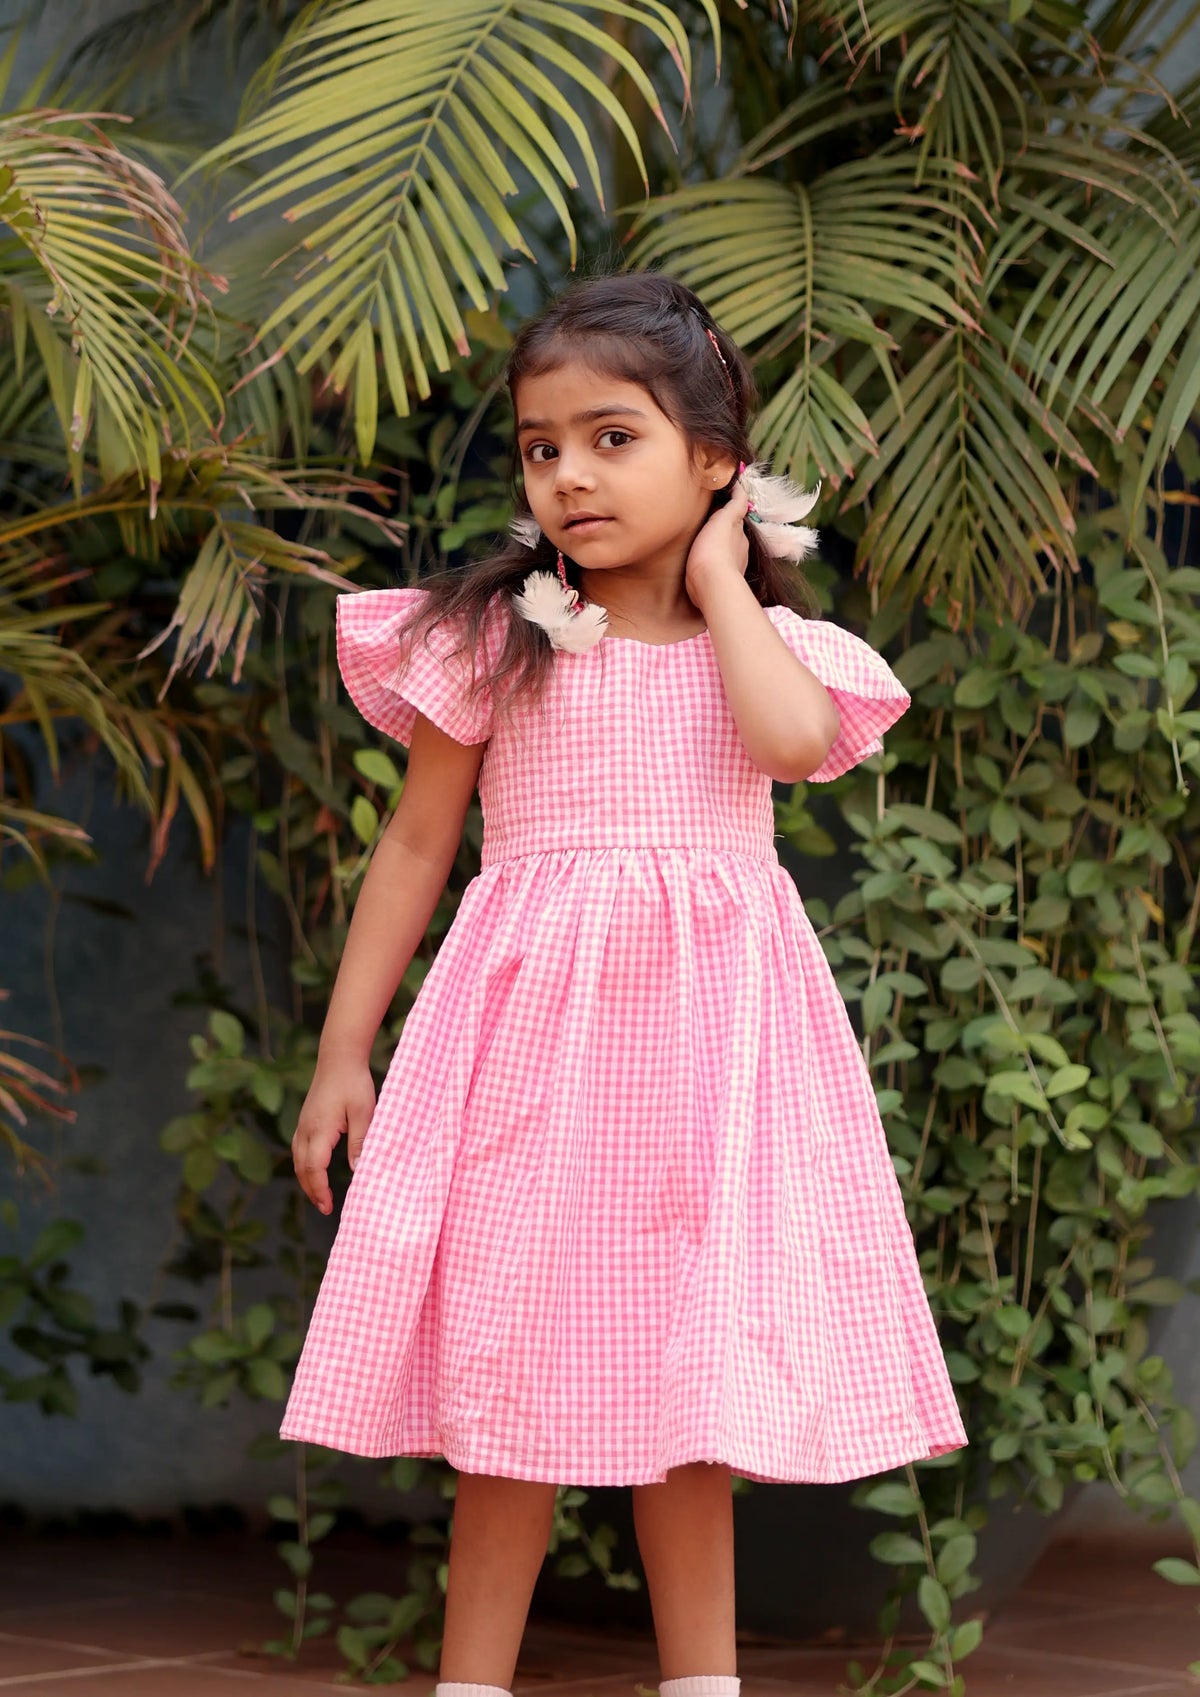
[578,565,698,635]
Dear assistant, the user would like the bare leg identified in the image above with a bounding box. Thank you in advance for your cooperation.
[438,1471,559,1687]
[631,1462,737,1680]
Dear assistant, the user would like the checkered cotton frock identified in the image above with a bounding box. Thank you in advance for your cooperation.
[280,586,969,1484]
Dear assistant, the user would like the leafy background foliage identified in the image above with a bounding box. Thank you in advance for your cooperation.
[1,0,1199,1690]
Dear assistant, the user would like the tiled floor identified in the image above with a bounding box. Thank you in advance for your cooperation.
[0,1526,1196,1694]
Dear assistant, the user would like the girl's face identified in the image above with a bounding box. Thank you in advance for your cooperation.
[514,360,736,580]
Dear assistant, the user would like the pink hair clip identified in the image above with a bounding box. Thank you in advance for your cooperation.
[705,327,736,400]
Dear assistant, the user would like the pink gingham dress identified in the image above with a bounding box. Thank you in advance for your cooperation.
[280,586,969,1484]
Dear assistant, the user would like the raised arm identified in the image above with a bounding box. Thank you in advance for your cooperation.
[686,486,841,783]
[292,714,486,1214]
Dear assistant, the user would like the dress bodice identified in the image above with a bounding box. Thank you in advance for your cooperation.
[334,587,910,870]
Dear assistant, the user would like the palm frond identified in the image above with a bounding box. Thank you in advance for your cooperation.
[630,149,986,489]
[811,0,1078,187]
[0,548,152,808]
[842,323,1089,616]
[0,110,226,490]
[991,142,1200,508]
[195,0,719,462]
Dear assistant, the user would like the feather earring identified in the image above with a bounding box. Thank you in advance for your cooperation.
[512,553,608,652]
[510,512,542,549]
[738,460,821,561]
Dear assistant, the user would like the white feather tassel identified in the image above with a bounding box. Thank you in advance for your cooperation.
[510,512,542,549]
[740,460,821,561]
[512,569,608,652]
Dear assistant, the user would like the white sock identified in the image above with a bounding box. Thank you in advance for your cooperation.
[660,1680,740,1697]
[435,1686,512,1697]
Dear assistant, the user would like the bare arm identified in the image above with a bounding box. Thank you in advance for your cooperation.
[292,711,487,1212]
[688,486,841,783]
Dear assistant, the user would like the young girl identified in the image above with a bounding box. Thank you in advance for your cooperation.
[283,273,968,1697]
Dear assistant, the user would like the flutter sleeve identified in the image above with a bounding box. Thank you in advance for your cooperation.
[768,605,911,782]
[335,587,495,748]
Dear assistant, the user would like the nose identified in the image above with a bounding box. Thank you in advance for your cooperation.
[551,444,595,495]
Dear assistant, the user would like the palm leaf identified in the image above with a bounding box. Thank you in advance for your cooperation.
[811,0,1080,186]
[0,551,151,808]
[630,143,985,490]
[844,317,1094,615]
[990,121,1200,509]
[0,110,225,491]
[195,0,719,462]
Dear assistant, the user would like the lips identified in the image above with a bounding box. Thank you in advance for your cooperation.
[563,513,611,537]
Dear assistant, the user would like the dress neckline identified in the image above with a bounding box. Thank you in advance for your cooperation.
[595,605,786,650]
[601,629,711,650]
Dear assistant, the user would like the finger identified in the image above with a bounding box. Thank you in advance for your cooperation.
[300,1162,333,1215]
[293,1130,336,1214]
[346,1096,375,1173]
[726,481,752,522]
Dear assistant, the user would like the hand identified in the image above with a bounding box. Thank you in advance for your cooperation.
[685,478,751,609]
[291,1060,376,1215]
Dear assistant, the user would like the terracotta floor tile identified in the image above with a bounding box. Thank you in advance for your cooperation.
[1022,1537,1197,1607]
[746,1641,1185,1696]
[209,1643,432,1687]
[0,1595,279,1661]
[0,1667,348,1693]
[984,1592,1130,1641]
[0,1632,130,1680]
[514,1681,771,1697]
[995,1608,1200,1677]
[515,1620,658,1686]
[0,1530,1195,1693]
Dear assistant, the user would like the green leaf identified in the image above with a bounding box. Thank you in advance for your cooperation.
[907,1660,948,1686]
[954,669,1002,708]
[244,1303,275,1349]
[941,958,983,994]
[1152,1558,1200,1586]
[870,1531,928,1565]
[1126,1278,1186,1306]
[1064,702,1102,747]
[278,1540,312,1578]
[246,1357,288,1400]
[1066,860,1105,897]
[182,1145,219,1192]
[351,795,379,845]
[935,1534,977,1585]
[354,748,403,791]
[989,799,1020,849]
[27,1218,85,1269]
[918,1575,952,1634]
[1045,1064,1090,1099]
[862,979,893,1034]
[935,1057,986,1091]
[948,1618,984,1658]
[390,1457,425,1492]
[209,1010,245,1056]
[337,1624,371,1666]
[861,1481,920,1517]
[886,804,964,845]
[985,1071,1047,1110]
[251,1071,285,1116]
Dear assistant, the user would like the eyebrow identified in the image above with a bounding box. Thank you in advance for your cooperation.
[516,404,648,433]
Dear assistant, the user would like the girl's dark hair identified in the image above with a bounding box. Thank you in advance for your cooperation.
[393,272,818,733]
